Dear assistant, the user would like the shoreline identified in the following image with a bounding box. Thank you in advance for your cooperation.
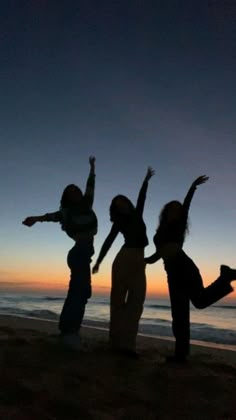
[1,313,236,418]
[1,312,236,353]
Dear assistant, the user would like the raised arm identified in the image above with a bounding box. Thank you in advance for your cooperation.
[183,175,209,215]
[84,156,96,208]
[136,167,155,216]
[22,211,61,227]
[92,224,119,273]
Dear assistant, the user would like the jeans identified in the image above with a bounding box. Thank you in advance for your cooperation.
[164,251,233,357]
[59,239,94,335]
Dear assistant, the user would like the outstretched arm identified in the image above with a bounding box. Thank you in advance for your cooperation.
[84,156,96,208]
[183,175,209,215]
[145,251,161,265]
[136,167,155,216]
[92,224,119,273]
[22,211,61,227]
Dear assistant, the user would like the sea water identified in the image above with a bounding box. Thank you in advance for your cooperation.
[0,292,235,349]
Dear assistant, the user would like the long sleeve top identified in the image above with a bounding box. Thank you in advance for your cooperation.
[43,172,97,239]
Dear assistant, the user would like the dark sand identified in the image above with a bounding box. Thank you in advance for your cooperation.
[0,315,235,420]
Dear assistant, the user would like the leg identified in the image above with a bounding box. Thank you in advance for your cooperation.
[59,289,87,334]
[59,244,92,335]
[110,250,128,349]
[168,278,190,360]
[187,260,233,309]
[124,255,146,351]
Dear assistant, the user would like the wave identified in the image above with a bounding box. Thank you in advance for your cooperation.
[146,304,171,310]
[0,307,235,345]
[43,296,64,301]
[0,307,59,320]
[146,303,236,310]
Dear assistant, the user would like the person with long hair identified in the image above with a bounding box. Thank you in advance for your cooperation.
[22,156,97,349]
[145,175,236,363]
[92,167,155,358]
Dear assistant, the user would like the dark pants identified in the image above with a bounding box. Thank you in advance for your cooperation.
[165,251,233,357]
[110,248,146,351]
[59,240,94,335]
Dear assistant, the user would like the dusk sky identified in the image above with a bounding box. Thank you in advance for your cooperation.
[0,1,235,300]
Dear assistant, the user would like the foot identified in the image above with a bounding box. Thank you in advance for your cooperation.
[220,265,236,282]
[165,355,187,364]
[60,333,81,350]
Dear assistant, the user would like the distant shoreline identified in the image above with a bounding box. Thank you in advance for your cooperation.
[1,312,236,353]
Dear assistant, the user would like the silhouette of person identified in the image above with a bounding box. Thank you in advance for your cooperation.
[22,156,97,349]
[145,175,236,363]
[92,167,155,358]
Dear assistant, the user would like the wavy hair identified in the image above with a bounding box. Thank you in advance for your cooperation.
[157,200,189,240]
[109,195,135,223]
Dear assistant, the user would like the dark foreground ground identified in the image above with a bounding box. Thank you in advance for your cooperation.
[0,316,235,420]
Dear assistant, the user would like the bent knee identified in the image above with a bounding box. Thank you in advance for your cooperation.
[192,299,207,309]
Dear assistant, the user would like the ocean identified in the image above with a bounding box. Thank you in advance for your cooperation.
[0,292,235,350]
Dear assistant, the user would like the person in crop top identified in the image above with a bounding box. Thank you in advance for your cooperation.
[145,175,236,363]
[92,167,154,358]
[22,156,97,349]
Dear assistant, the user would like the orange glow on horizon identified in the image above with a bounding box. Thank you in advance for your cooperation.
[0,267,235,301]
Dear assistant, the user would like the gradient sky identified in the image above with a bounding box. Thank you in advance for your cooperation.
[0,1,235,300]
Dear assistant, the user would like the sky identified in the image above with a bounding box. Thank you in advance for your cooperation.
[0,0,236,300]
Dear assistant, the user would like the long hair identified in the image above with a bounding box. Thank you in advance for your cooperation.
[110,195,135,224]
[60,184,83,209]
[59,184,93,234]
[157,200,189,240]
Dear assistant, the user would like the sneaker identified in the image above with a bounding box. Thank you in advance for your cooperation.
[61,333,81,350]
[220,265,236,282]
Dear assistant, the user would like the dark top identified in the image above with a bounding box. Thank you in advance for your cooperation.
[141,184,198,266]
[43,172,97,240]
[96,178,149,265]
[153,184,196,250]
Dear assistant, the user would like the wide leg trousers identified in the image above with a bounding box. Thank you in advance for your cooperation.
[110,247,146,351]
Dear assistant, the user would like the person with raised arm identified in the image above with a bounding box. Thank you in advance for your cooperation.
[23,156,97,349]
[145,175,236,363]
[93,167,155,358]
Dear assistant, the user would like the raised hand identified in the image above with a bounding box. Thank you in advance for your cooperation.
[192,175,209,188]
[92,263,99,274]
[89,156,96,168]
[145,166,155,181]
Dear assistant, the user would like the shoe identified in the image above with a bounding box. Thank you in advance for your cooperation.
[220,265,236,282]
[60,333,81,350]
[165,355,187,364]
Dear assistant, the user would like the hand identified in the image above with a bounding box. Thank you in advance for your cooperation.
[92,263,99,274]
[145,166,155,181]
[192,175,209,188]
[22,217,37,227]
[89,156,96,169]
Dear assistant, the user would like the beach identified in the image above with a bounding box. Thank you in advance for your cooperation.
[0,314,235,420]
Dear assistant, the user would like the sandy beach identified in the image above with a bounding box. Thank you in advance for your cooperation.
[0,314,235,420]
